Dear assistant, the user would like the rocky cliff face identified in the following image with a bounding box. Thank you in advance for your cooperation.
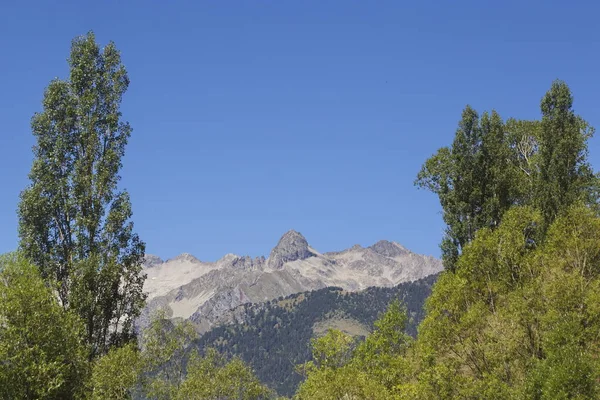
[369,240,409,257]
[139,230,442,332]
[267,230,314,270]
[143,254,164,268]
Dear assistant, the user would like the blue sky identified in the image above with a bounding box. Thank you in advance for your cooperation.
[1,1,599,261]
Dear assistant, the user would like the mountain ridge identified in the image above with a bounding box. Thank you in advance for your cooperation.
[139,230,442,332]
[144,233,435,265]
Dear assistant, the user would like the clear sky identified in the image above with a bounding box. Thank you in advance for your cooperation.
[1,1,599,261]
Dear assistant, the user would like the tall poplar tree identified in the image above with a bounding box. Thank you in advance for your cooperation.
[18,32,146,358]
[416,107,514,271]
[535,80,597,228]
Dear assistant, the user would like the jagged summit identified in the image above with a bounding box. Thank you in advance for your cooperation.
[139,231,443,333]
[267,230,314,270]
[218,253,240,263]
[231,255,266,270]
[143,254,164,268]
[217,254,265,271]
[169,253,201,263]
[280,229,305,241]
[369,240,409,257]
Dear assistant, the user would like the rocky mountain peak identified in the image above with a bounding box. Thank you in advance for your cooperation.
[369,240,409,257]
[170,253,201,263]
[143,254,164,268]
[218,253,240,263]
[230,255,266,270]
[267,230,314,269]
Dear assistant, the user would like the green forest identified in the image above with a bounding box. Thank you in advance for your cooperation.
[195,275,436,396]
[2,32,600,399]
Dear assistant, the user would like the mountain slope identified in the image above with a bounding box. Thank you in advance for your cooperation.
[140,230,442,331]
[192,274,438,397]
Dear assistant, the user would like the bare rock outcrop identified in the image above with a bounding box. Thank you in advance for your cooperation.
[267,230,314,270]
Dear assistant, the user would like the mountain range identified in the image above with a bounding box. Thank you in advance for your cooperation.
[139,230,442,331]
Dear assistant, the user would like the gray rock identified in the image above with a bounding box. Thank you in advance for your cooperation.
[143,254,164,268]
[267,230,314,270]
[169,253,201,263]
[369,240,409,257]
[139,230,443,334]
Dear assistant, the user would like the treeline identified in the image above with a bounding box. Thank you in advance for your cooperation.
[193,275,436,396]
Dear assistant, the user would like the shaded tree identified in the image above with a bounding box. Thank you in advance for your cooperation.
[535,80,597,228]
[416,107,515,270]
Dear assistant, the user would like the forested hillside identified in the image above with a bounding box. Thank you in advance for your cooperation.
[192,275,437,396]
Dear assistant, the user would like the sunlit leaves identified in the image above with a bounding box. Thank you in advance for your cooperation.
[0,254,88,399]
[412,205,600,399]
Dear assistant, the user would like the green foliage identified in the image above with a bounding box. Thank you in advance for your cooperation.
[141,311,198,399]
[294,365,388,400]
[309,329,356,370]
[416,81,598,271]
[88,343,141,400]
[295,300,415,399]
[536,81,597,228]
[0,254,89,399]
[295,328,389,400]
[18,31,146,358]
[409,205,600,399]
[404,82,600,399]
[352,300,413,393]
[195,276,436,396]
[177,349,273,400]
[140,312,272,400]
[359,300,412,356]
[416,107,516,270]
